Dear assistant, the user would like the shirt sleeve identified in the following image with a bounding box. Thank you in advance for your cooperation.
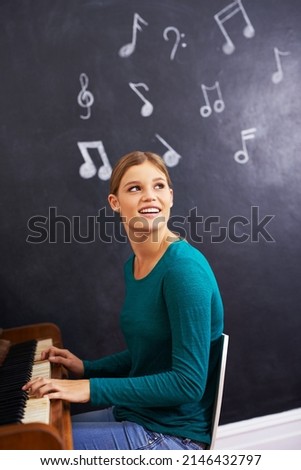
[88,259,214,408]
[83,349,132,378]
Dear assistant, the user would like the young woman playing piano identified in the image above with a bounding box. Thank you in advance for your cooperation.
[23,151,224,450]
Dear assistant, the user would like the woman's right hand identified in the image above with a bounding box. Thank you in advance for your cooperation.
[41,346,84,378]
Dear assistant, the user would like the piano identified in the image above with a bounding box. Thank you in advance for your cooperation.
[0,322,73,449]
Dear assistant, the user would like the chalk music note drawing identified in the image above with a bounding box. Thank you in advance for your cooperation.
[200,82,225,118]
[77,141,112,180]
[163,26,187,61]
[272,47,290,84]
[234,128,256,164]
[155,134,181,167]
[77,73,94,120]
[119,13,148,58]
[129,82,153,117]
[214,0,255,55]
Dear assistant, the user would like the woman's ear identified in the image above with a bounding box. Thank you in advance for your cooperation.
[170,188,174,208]
[108,194,120,212]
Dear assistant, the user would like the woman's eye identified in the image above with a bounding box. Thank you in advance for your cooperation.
[128,185,140,192]
[155,183,165,189]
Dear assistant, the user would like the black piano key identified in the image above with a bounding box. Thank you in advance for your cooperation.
[0,395,27,422]
[0,339,39,427]
[0,376,32,389]
[0,392,28,401]
[0,409,24,425]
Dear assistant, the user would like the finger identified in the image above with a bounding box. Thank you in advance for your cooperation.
[28,380,59,398]
[41,346,57,360]
[36,384,55,398]
[22,377,43,391]
[41,346,66,360]
[22,376,54,394]
[48,354,67,366]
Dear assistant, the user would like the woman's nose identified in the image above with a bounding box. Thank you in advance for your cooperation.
[141,188,156,201]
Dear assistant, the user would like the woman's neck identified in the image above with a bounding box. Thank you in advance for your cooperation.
[129,228,178,279]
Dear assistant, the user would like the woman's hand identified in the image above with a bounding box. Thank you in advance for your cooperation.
[40,346,84,378]
[22,378,90,403]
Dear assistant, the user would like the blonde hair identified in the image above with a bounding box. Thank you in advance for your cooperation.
[109,151,172,195]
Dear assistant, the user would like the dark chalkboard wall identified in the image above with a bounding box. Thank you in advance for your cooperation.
[1,0,301,425]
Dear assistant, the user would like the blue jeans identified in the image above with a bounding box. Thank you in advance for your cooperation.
[72,407,205,450]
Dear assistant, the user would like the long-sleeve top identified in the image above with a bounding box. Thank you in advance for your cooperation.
[83,239,224,445]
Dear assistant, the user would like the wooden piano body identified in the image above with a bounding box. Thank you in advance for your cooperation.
[0,322,73,450]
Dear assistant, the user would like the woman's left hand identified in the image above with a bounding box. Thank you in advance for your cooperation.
[22,378,90,403]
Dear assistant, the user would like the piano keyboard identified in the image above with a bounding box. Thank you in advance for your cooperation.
[0,338,52,426]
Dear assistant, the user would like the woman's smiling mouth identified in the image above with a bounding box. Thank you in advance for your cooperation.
[138,207,161,214]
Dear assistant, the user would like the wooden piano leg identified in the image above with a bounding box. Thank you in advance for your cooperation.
[0,322,73,449]
[0,422,65,450]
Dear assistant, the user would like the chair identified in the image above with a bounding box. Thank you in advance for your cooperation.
[208,333,229,449]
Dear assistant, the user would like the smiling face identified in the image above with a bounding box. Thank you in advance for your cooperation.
[108,160,173,241]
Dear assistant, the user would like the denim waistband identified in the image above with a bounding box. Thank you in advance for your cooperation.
[182,437,207,449]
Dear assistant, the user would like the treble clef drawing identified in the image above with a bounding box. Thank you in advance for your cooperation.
[77,73,94,120]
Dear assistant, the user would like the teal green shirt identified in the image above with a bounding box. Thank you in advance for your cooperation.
[83,239,224,445]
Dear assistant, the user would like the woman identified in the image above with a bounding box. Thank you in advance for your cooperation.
[23,151,224,450]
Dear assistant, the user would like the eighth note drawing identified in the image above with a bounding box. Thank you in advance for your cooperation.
[155,134,181,168]
[77,141,112,180]
[272,47,290,84]
[77,73,94,120]
[119,13,148,58]
[234,128,257,164]
[163,26,187,61]
[200,82,225,118]
[129,82,153,117]
[214,0,255,55]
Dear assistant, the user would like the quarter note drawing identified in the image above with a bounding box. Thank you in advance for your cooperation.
[77,73,94,120]
[129,82,153,117]
[200,81,225,118]
[214,0,255,55]
[155,134,181,167]
[77,141,112,180]
[234,128,256,164]
[118,13,148,58]
[272,47,290,84]
[163,26,187,61]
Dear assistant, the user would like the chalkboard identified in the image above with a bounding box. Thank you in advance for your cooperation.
[1,0,301,425]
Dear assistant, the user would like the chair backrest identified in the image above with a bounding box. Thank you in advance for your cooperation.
[209,333,229,450]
